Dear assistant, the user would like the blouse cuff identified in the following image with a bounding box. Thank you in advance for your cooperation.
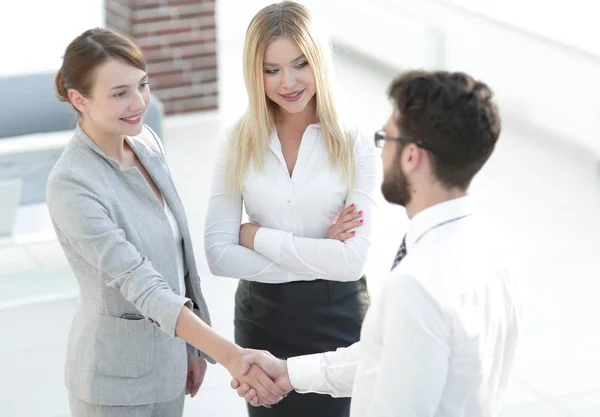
[254,227,286,264]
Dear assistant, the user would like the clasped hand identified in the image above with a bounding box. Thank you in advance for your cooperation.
[225,348,290,407]
[230,350,293,407]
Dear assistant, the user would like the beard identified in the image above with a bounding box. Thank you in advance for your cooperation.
[381,166,412,207]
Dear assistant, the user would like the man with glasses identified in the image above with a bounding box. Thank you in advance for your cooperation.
[232,70,523,417]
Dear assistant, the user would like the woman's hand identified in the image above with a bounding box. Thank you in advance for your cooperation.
[328,203,364,241]
[224,347,286,406]
[240,223,260,249]
[186,355,207,398]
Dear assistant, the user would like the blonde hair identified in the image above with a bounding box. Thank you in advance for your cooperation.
[227,1,355,194]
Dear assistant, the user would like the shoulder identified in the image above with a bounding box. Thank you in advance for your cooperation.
[213,121,243,160]
[389,245,455,313]
[47,134,95,194]
[219,122,237,143]
[382,271,448,319]
[348,127,376,157]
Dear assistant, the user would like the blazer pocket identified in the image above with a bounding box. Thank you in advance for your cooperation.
[96,314,155,378]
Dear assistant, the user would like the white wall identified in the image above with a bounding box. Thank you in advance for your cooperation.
[0,0,104,76]
[440,0,600,58]
[217,0,600,157]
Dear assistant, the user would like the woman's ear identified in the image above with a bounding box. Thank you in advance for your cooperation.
[68,89,88,114]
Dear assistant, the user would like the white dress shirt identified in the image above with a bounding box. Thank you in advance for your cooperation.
[204,124,379,283]
[288,196,523,417]
[164,201,186,296]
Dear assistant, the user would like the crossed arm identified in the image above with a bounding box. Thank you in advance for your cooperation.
[204,130,379,283]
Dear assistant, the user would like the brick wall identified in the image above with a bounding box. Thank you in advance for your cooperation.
[105,0,218,115]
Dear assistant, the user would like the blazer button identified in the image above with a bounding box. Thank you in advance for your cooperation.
[148,318,155,324]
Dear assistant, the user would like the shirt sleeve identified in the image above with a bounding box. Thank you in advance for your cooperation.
[287,342,361,397]
[253,131,379,282]
[47,175,191,338]
[364,274,451,417]
[203,127,314,283]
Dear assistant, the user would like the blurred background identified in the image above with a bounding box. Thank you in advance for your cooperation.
[1,0,599,416]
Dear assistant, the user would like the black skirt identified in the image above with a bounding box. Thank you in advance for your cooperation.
[234,276,370,417]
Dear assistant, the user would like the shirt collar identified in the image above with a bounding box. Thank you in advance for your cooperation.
[268,123,321,153]
[405,195,475,252]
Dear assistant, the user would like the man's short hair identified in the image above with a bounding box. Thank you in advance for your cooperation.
[388,70,501,189]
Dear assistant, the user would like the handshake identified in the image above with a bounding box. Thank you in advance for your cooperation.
[227,349,293,408]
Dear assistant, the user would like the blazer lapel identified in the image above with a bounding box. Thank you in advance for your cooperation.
[128,132,212,333]
[126,137,198,279]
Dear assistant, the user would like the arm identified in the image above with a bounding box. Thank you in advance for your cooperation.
[48,175,191,337]
[287,342,360,397]
[204,129,312,283]
[252,133,379,281]
[174,306,285,403]
[231,342,360,406]
[47,177,285,403]
[363,275,451,417]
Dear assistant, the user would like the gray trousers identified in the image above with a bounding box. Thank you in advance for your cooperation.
[69,390,185,417]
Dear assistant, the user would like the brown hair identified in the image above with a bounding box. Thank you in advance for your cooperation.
[388,70,501,189]
[55,28,146,112]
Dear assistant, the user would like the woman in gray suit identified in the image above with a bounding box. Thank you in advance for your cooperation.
[47,28,285,417]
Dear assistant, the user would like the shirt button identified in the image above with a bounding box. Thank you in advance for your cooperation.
[148,318,154,324]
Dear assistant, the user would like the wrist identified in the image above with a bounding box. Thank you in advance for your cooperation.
[249,224,259,250]
[282,359,292,390]
[240,223,260,250]
[221,344,244,372]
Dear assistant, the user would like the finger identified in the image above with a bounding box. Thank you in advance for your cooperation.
[258,372,287,399]
[253,380,282,405]
[240,352,260,376]
[340,219,363,233]
[342,209,363,223]
[249,396,261,407]
[190,382,200,397]
[186,372,192,395]
[259,349,276,358]
[335,230,356,241]
[334,204,355,223]
[243,388,256,402]
[192,367,205,397]
[343,203,356,216]
[231,378,240,389]
[253,384,276,405]
[236,383,251,397]
[194,367,203,385]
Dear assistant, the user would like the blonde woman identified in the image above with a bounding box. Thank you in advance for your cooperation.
[204,2,378,416]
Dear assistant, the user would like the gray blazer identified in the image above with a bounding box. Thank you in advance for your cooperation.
[46,124,213,406]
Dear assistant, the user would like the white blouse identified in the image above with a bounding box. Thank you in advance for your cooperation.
[164,201,186,295]
[204,124,380,284]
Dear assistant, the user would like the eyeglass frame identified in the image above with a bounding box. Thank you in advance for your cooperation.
[373,129,440,154]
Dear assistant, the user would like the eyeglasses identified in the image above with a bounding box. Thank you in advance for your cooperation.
[374,130,440,154]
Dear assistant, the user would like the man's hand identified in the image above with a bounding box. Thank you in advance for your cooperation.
[231,350,293,407]
[225,348,287,407]
[239,223,260,249]
[186,355,207,398]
